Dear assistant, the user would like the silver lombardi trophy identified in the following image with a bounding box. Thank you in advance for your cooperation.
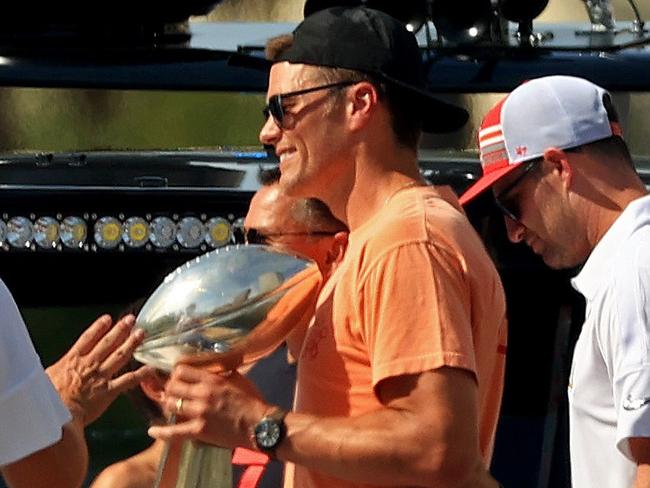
[133,244,318,488]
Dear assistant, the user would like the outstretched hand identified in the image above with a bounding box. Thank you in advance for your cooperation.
[46,314,154,426]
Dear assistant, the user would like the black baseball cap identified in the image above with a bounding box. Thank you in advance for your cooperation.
[276,6,468,133]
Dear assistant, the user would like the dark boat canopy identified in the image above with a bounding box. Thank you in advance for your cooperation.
[0,5,647,93]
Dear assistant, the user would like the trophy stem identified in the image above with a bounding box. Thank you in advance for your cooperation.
[174,442,232,488]
[152,413,176,488]
[151,413,233,488]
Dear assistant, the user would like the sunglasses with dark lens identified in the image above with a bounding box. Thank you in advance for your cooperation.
[262,80,357,128]
[242,228,336,245]
[494,158,542,222]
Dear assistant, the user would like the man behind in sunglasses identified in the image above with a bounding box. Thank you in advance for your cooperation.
[91,167,347,488]
[150,7,507,488]
[242,166,348,281]
[460,75,650,488]
[235,167,348,488]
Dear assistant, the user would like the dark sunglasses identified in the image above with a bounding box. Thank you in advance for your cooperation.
[493,158,541,222]
[494,145,584,221]
[236,227,335,246]
[262,80,357,128]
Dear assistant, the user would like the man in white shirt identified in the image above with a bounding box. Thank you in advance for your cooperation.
[0,277,151,488]
[460,75,650,487]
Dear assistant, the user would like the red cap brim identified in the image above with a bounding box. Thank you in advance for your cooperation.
[459,163,523,205]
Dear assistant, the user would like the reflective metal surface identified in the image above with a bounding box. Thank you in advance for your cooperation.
[582,0,616,31]
[94,216,122,249]
[150,216,177,248]
[33,216,59,249]
[123,216,150,248]
[60,216,87,249]
[134,244,316,372]
[6,216,33,248]
[134,244,316,488]
[176,216,206,249]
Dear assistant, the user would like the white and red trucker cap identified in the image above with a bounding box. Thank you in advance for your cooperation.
[459,75,623,205]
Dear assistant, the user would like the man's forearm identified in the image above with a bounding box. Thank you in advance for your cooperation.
[149,365,500,487]
[2,419,88,488]
[274,368,499,487]
[276,408,496,487]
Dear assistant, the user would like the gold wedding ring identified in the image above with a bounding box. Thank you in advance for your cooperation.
[175,397,184,414]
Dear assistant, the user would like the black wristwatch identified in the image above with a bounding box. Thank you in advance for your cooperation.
[253,408,287,455]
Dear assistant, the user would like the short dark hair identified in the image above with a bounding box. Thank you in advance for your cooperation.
[122,359,166,425]
[265,33,293,62]
[583,136,634,168]
[294,198,348,233]
[264,34,422,150]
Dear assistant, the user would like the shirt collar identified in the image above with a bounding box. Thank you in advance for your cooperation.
[572,194,650,300]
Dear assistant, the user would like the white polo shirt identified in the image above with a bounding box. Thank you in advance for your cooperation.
[570,194,650,488]
[0,278,71,466]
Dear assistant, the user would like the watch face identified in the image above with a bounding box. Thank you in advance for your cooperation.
[255,418,282,450]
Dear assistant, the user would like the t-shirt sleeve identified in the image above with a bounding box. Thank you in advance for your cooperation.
[0,279,71,466]
[612,236,650,460]
[358,242,477,390]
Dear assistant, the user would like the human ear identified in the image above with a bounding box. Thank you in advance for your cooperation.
[326,231,348,267]
[140,372,168,404]
[348,82,378,130]
[543,147,573,188]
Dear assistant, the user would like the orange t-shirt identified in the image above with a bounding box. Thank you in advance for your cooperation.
[285,186,507,488]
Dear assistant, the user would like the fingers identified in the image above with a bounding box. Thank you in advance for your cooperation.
[153,369,271,449]
[161,368,223,419]
[162,395,195,418]
[99,326,145,377]
[164,367,226,403]
[91,315,137,364]
[69,314,114,356]
[171,364,214,384]
[109,365,156,394]
[148,418,204,442]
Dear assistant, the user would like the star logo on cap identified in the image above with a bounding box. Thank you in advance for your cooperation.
[515,146,528,157]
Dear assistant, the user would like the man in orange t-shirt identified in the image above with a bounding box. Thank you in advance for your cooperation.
[287,184,507,487]
[150,7,506,488]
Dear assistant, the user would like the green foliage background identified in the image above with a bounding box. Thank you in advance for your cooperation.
[0,88,265,152]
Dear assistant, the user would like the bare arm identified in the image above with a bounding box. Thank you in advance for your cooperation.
[150,365,497,488]
[2,418,87,488]
[630,437,650,488]
[90,468,118,488]
[90,460,151,488]
[46,314,153,425]
[277,367,495,487]
[2,314,152,488]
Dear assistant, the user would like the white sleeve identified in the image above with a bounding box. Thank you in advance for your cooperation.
[613,232,650,460]
[0,278,71,466]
